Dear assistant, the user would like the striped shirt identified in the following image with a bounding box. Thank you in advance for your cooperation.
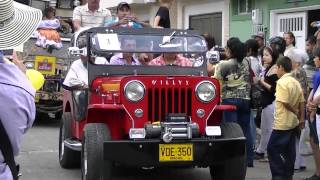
[73,4,111,28]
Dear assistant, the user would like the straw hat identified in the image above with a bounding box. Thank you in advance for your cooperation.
[0,0,42,50]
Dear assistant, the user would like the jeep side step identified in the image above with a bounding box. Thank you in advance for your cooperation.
[64,138,82,151]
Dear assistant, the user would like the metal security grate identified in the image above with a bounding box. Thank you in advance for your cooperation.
[148,88,192,122]
[279,17,303,33]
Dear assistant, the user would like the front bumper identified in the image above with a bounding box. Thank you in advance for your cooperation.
[104,137,246,167]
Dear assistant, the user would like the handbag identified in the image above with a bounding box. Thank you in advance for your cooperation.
[246,57,263,109]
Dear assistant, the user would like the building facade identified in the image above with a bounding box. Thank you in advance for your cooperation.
[229,0,320,49]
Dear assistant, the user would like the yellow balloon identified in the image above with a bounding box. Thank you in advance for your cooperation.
[26,69,45,91]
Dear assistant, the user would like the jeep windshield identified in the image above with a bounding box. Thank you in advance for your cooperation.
[84,28,208,81]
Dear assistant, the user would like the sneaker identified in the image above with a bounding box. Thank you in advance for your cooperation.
[304,174,320,180]
[254,152,264,160]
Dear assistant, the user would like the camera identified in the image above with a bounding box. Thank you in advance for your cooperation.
[207,46,226,64]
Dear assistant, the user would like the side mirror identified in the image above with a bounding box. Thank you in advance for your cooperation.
[68,47,87,56]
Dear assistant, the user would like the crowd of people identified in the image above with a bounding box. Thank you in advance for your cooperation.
[206,24,320,180]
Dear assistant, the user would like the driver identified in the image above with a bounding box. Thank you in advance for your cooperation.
[149,53,192,67]
[63,29,108,88]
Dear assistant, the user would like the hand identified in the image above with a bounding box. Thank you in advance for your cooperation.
[258,77,265,87]
[12,51,27,73]
[307,101,317,112]
[298,121,305,130]
[128,15,138,22]
[118,18,129,25]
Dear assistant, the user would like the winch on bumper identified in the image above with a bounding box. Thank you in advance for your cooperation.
[103,118,246,167]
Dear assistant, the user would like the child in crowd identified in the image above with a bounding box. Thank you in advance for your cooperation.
[268,56,305,180]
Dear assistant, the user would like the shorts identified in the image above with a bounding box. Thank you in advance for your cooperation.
[309,118,319,144]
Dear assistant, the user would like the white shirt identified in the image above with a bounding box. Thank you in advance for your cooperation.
[63,59,88,87]
[73,4,111,28]
[284,45,295,57]
[63,57,108,87]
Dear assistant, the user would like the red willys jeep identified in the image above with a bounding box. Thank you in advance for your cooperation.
[58,27,247,180]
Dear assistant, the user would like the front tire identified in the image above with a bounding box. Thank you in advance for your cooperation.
[82,123,112,180]
[209,122,247,180]
[59,112,80,168]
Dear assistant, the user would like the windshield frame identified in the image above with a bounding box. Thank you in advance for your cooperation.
[84,27,208,84]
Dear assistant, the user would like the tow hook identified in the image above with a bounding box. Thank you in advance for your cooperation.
[162,128,173,143]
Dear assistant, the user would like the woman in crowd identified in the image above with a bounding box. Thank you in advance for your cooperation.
[287,48,309,172]
[213,37,253,167]
[284,31,296,56]
[245,39,263,150]
[34,7,62,53]
[153,0,173,28]
[255,46,279,161]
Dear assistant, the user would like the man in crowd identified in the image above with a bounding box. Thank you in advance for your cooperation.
[105,2,150,28]
[73,0,111,31]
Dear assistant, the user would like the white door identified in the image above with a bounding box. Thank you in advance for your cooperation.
[275,12,307,50]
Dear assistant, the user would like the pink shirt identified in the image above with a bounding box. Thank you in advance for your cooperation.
[148,54,193,67]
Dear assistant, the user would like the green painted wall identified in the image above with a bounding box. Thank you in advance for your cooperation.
[229,0,320,41]
[229,20,253,41]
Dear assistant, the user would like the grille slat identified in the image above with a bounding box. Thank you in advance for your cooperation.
[148,87,192,122]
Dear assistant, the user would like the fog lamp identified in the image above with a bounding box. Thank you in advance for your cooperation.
[206,126,221,136]
[129,128,146,139]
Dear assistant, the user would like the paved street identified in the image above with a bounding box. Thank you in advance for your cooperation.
[17,120,315,180]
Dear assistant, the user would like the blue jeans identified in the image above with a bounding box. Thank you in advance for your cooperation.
[267,129,296,178]
[222,98,253,166]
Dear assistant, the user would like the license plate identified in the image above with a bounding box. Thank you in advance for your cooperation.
[159,144,193,162]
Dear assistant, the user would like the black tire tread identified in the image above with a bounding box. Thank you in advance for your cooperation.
[82,123,112,180]
[210,122,247,180]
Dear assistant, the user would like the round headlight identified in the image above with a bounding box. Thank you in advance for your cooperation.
[124,80,145,102]
[195,81,216,103]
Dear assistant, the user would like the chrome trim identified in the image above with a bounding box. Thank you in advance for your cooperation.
[64,138,82,151]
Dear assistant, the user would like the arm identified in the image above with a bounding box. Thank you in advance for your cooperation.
[281,102,298,115]
[259,74,278,93]
[299,101,305,123]
[73,19,81,31]
[153,16,162,28]
[72,7,81,31]
[135,20,151,28]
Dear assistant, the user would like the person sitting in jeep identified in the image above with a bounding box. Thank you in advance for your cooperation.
[63,29,108,88]
[110,38,142,65]
[149,53,192,67]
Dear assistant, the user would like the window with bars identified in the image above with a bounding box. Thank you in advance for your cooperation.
[279,17,303,32]
[238,0,252,15]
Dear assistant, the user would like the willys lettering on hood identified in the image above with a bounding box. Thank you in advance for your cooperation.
[151,79,189,86]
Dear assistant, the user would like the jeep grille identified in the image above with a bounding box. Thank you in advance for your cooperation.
[148,88,192,122]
